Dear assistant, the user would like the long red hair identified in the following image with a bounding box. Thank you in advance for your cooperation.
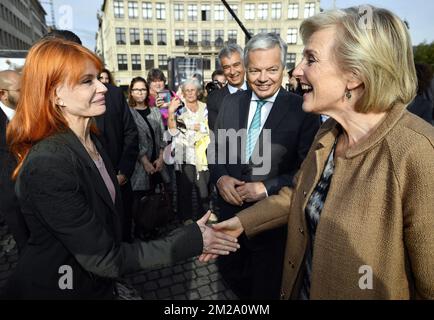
[6,38,103,178]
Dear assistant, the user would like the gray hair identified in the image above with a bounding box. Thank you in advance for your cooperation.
[181,78,202,94]
[218,43,244,63]
[244,33,287,68]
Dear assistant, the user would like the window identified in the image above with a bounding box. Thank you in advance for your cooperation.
[145,54,154,69]
[158,55,168,70]
[143,28,153,45]
[156,3,166,20]
[245,4,255,20]
[116,27,126,45]
[157,29,167,45]
[214,4,224,21]
[288,3,299,19]
[271,3,281,19]
[271,28,281,36]
[131,54,141,70]
[175,30,184,46]
[201,5,211,21]
[228,30,237,44]
[118,54,128,71]
[286,53,296,70]
[128,1,138,19]
[215,30,224,47]
[188,4,197,21]
[129,28,140,45]
[174,3,184,21]
[258,3,268,20]
[203,57,211,70]
[287,28,297,44]
[202,30,211,46]
[142,2,152,19]
[113,0,124,18]
[228,5,237,20]
[304,3,315,18]
[188,30,198,46]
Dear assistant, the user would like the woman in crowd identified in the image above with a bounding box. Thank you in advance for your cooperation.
[206,6,434,299]
[4,38,239,299]
[127,77,170,239]
[167,79,210,225]
[98,68,115,86]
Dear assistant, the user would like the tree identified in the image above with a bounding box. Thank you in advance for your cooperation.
[414,41,434,67]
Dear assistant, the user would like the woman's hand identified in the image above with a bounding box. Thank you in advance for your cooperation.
[168,97,181,114]
[153,156,164,172]
[155,95,165,108]
[196,211,240,256]
[141,156,156,174]
[198,216,244,263]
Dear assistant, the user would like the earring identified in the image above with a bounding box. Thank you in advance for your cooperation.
[345,90,352,100]
[56,99,65,107]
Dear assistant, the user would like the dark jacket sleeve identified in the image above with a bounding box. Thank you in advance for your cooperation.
[18,150,203,278]
[263,111,320,195]
[118,91,139,178]
[208,94,230,184]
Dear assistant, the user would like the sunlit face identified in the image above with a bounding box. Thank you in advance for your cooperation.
[130,81,148,105]
[293,27,348,114]
[246,46,284,99]
[221,52,245,88]
[182,84,198,104]
[149,79,165,96]
[99,72,110,84]
[56,60,107,119]
[0,72,21,109]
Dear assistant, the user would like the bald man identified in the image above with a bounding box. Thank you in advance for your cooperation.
[0,70,29,252]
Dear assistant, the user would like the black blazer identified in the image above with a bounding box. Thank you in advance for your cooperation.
[206,86,230,132]
[0,109,29,250]
[95,84,139,179]
[4,130,202,299]
[209,88,320,220]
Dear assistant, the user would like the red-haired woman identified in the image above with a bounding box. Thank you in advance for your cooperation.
[4,38,239,299]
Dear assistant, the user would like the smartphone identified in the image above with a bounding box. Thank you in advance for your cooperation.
[158,90,171,104]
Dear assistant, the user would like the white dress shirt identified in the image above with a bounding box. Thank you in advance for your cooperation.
[0,101,15,120]
[246,89,280,132]
[227,81,248,94]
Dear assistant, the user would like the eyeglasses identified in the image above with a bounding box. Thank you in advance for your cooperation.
[131,89,147,93]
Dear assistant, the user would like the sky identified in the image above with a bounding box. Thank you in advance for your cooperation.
[41,0,434,50]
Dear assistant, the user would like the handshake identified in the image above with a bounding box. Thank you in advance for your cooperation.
[196,211,244,263]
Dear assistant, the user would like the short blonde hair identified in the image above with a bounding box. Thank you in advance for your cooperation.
[300,6,417,113]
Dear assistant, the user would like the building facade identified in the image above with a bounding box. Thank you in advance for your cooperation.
[0,0,48,50]
[96,0,321,86]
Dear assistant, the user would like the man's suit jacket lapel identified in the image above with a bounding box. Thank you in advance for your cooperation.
[238,90,253,130]
[0,108,7,148]
[262,88,291,131]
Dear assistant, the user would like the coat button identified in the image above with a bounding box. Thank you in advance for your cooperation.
[303,190,307,197]
[288,260,295,268]
[299,227,304,235]
[280,291,285,299]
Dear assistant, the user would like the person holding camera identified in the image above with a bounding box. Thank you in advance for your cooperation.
[167,79,210,225]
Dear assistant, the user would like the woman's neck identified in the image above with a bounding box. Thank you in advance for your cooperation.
[135,102,147,110]
[186,101,198,111]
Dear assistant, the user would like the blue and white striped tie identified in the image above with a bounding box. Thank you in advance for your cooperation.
[246,100,267,160]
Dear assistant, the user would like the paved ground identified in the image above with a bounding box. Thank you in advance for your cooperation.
[0,216,238,300]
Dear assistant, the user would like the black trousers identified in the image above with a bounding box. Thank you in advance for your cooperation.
[218,226,287,300]
[176,165,209,221]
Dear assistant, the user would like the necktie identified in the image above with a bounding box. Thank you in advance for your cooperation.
[246,100,267,160]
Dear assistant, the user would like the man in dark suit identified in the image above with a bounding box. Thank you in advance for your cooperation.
[0,70,29,251]
[94,83,139,243]
[207,44,248,131]
[209,33,320,299]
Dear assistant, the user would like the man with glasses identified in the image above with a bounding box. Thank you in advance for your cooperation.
[0,70,29,252]
[209,33,320,299]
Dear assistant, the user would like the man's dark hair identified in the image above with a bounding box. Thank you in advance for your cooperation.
[42,30,82,45]
[211,69,224,81]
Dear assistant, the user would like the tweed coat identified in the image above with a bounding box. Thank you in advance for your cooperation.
[237,103,434,299]
[129,106,168,191]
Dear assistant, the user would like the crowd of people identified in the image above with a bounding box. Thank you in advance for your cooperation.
[0,5,433,300]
